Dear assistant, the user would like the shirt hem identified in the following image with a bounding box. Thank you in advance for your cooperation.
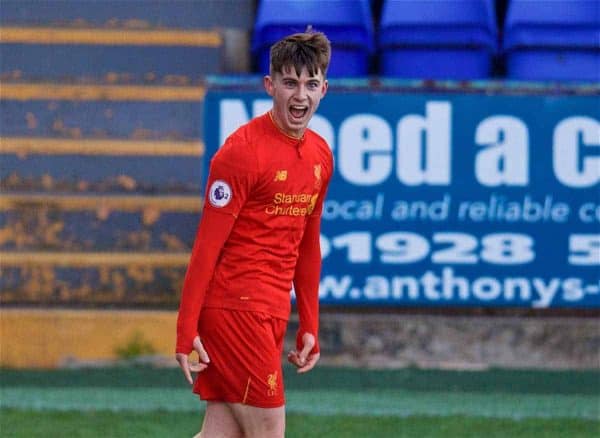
[202,299,290,322]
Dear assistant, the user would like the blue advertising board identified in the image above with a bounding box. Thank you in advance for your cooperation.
[204,80,600,308]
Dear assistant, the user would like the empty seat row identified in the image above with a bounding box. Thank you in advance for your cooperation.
[252,0,375,77]
[378,0,497,80]
[252,0,599,81]
[504,0,599,81]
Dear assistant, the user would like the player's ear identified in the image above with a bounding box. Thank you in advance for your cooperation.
[321,79,328,97]
[264,75,275,96]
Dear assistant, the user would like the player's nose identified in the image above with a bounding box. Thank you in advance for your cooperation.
[294,84,309,100]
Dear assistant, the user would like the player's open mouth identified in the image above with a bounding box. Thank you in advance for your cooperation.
[289,105,308,119]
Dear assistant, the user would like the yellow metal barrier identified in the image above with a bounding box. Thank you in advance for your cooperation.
[1,309,178,368]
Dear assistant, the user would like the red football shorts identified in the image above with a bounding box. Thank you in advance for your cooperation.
[193,307,288,408]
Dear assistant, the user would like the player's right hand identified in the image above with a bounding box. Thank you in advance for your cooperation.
[287,332,320,374]
[175,335,210,385]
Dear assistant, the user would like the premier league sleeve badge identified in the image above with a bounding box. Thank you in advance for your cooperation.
[208,180,232,208]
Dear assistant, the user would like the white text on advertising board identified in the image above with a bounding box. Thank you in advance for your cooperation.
[219,99,599,189]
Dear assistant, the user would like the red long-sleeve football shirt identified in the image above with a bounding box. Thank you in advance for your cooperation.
[176,111,333,355]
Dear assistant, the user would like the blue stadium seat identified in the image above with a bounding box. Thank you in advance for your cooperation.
[378,0,498,79]
[252,0,375,77]
[503,0,600,82]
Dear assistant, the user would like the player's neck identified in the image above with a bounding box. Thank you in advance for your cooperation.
[269,110,304,140]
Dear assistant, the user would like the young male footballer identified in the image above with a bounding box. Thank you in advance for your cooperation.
[176,30,333,438]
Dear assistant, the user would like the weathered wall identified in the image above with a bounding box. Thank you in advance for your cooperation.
[288,313,600,370]
[3,309,597,370]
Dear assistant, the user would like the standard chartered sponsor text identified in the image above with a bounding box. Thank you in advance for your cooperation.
[318,268,599,308]
[273,192,313,203]
[265,192,318,216]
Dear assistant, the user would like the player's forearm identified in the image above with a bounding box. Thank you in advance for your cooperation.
[293,216,322,353]
[176,210,235,354]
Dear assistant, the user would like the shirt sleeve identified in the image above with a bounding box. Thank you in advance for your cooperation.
[293,214,322,354]
[176,135,257,354]
[293,151,333,355]
[203,134,258,218]
[176,209,235,354]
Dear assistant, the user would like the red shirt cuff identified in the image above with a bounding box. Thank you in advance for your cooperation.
[296,330,320,355]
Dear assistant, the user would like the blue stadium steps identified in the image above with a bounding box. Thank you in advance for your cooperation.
[0,190,197,305]
[1,0,254,30]
[0,200,199,251]
[503,0,600,81]
[1,88,205,194]
[0,0,257,307]
[1,43,223,83]
[1,264,188,306]
[0,0,256,82]
[0,82,204,306]
[378,0,498,79]
[0,159,201,306]
[1,153,203,194]
[0,98,203,140]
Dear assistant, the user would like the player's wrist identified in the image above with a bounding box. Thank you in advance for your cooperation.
[175,346,192,355]
[295,330,320,354]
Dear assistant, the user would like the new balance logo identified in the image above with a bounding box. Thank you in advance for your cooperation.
[274,170,287,181]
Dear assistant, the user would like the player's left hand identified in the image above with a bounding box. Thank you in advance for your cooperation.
[287,332,320,373]
[175,336,210,385]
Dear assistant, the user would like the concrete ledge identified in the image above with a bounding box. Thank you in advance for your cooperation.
[312,313,600,370]
[2,309,598,370]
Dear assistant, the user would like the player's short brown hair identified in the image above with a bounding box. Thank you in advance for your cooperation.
[269,29,331,78]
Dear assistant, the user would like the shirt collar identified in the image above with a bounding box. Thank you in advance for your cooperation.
[267,110,306,144]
